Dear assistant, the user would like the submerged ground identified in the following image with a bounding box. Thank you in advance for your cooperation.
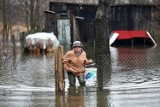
[0,45,160,107]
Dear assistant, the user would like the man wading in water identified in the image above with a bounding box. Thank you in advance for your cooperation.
[63,41,93,87]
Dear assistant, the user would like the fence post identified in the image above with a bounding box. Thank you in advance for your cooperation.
[55,45,65,93]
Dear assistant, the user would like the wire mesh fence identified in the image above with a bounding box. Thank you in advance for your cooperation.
[95,47,160,89]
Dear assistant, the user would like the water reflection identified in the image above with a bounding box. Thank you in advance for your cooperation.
[1,45,160,107]
[107,46,160,107]
[0,88,55,107]
[97,90,110,107]
[0,49,56,107]
[67,86,85,107]
[17,53,55,87]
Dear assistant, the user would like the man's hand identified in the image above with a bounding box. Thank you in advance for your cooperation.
[88,59,94,64]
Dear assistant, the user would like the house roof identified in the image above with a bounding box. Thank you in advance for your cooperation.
[109,30,157,46]
[49,0,99,5]
[113,30,149,40]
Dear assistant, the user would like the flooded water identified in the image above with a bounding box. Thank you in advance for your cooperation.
[0,45,160,107]
[106,46,160,107]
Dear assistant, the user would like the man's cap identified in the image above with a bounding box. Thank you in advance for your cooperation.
[72,41,82,47]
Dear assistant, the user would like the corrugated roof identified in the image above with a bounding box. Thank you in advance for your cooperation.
[49,0,99,5]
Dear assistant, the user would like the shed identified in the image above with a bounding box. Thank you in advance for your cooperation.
[44,1,98,45]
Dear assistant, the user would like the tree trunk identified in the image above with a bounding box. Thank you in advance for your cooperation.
[2,0,7,43]
[30,0,35,33]
[95,0,112,90]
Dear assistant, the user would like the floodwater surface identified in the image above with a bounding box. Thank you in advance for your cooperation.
[0,45,160,107]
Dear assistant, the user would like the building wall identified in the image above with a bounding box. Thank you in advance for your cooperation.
[46,2,98,43]
[47,1,160,44]
[109,5,160,42]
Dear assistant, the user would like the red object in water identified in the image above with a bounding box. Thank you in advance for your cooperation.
[112,30,149,40]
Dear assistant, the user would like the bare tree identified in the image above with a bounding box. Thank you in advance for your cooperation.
[17,0,49,33]
[0,0,50,41]
[0,0,15,43]
[0,0,50,76]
